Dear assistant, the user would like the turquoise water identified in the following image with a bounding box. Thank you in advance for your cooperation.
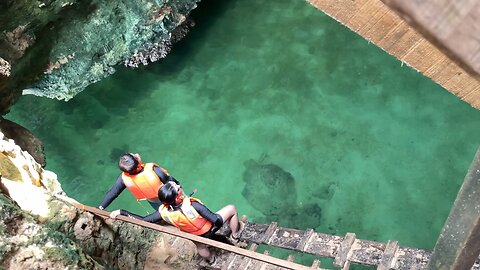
[7,0,480,267]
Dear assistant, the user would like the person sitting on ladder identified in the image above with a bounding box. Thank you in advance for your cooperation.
[99,152,181,211]
[110,181,245,264]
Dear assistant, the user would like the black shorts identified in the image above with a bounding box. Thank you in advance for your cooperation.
[199,214,223,239]
[199,229,216,239]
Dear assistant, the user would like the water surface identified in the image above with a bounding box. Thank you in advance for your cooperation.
[7,0,480,267]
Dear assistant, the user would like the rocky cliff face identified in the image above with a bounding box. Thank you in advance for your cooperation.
[0,0,199,115]
[0,132,198,269]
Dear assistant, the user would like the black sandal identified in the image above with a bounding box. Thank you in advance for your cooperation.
[207,255,216,265]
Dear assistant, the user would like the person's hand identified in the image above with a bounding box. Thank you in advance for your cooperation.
[110,210,121,219]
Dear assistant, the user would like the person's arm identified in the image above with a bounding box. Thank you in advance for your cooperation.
[117,209,162,223]
[153,165,179,185]
[99,174,126,209]
[192,202,223,228]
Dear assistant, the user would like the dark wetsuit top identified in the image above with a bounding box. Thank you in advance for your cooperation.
[99,165,179,209]
[119,202,224,237]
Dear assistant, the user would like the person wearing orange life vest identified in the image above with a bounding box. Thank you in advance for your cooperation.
[110,181,245,264]
[99,153,180,211]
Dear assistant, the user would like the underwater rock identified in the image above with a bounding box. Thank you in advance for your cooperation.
[241,157,323,229]
[0,0,199,114]
[242,158,297,217]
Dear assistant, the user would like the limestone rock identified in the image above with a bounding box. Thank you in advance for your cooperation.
[0,131,199,269]
[0,0,199,114]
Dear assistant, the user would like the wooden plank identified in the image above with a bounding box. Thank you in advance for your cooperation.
[377,240,399,270]
[296,229,315,251]
[347,239,385,266]
[249,243,259,251]
[427,148,480,270]
[222,253,237,270]
[254,250,272,270]
[382,0,480,77]
[56,196,313,270]
[306,0,480,110]
[334,233,356,268]
[303,232,342,257]
[57,194,480,270]
[237,244,260,270]
[269,228,306,250]
[342,261,351,270]
[262,222,279,244]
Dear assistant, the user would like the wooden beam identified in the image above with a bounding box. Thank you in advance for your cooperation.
[382,0,480,79]
[427,148,480,270]
[57,195,312,270]
[306,0,480,110]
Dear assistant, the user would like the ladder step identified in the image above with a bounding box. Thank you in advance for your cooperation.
[237,242,258,269]
[262,222,278,244]
[296,228,315,251]
[287,254,295,262]
[377,240,399,270]
[258,250,271,270]
[222,253,238,270]
[333,232,356,268]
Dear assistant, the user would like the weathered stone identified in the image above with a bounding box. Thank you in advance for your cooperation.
[0,131,200,269]
[0,118,45,167]
[0,0,200,114]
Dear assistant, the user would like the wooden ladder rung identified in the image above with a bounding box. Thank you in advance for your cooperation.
[333,232,356,269]
[311,259,321,269]
[222,253,239,270]
[262,222,278,244]
[296,228,315,251]
[237,244,260,270]
[258,250,271,270]
[377,240,399,270]
[287,254,295,262]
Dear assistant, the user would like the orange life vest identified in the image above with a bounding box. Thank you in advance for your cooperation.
[122,163,163,200]
[159,197,213,235]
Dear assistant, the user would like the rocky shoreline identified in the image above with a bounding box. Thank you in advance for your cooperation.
[0,131,199,269]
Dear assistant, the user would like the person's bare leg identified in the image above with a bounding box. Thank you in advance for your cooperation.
[195,242,214,262]
[216,204,242,237]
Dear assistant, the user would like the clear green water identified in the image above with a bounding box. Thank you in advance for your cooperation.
[6,0,480,267]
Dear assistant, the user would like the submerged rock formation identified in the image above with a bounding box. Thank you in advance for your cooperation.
[0,132,198,269]
[241,155,325,229]
[0,0,199,114]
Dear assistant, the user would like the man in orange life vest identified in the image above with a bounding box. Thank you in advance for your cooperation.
[110,181,245,264]
[99,153,180,211]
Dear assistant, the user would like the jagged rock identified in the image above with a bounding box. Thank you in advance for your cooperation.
[0,118,45,167]
[0,0,199,114]
[0,58,10,77]
[0,131,199,269]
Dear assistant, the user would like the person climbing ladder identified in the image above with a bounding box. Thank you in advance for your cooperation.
[110,181,246,264]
